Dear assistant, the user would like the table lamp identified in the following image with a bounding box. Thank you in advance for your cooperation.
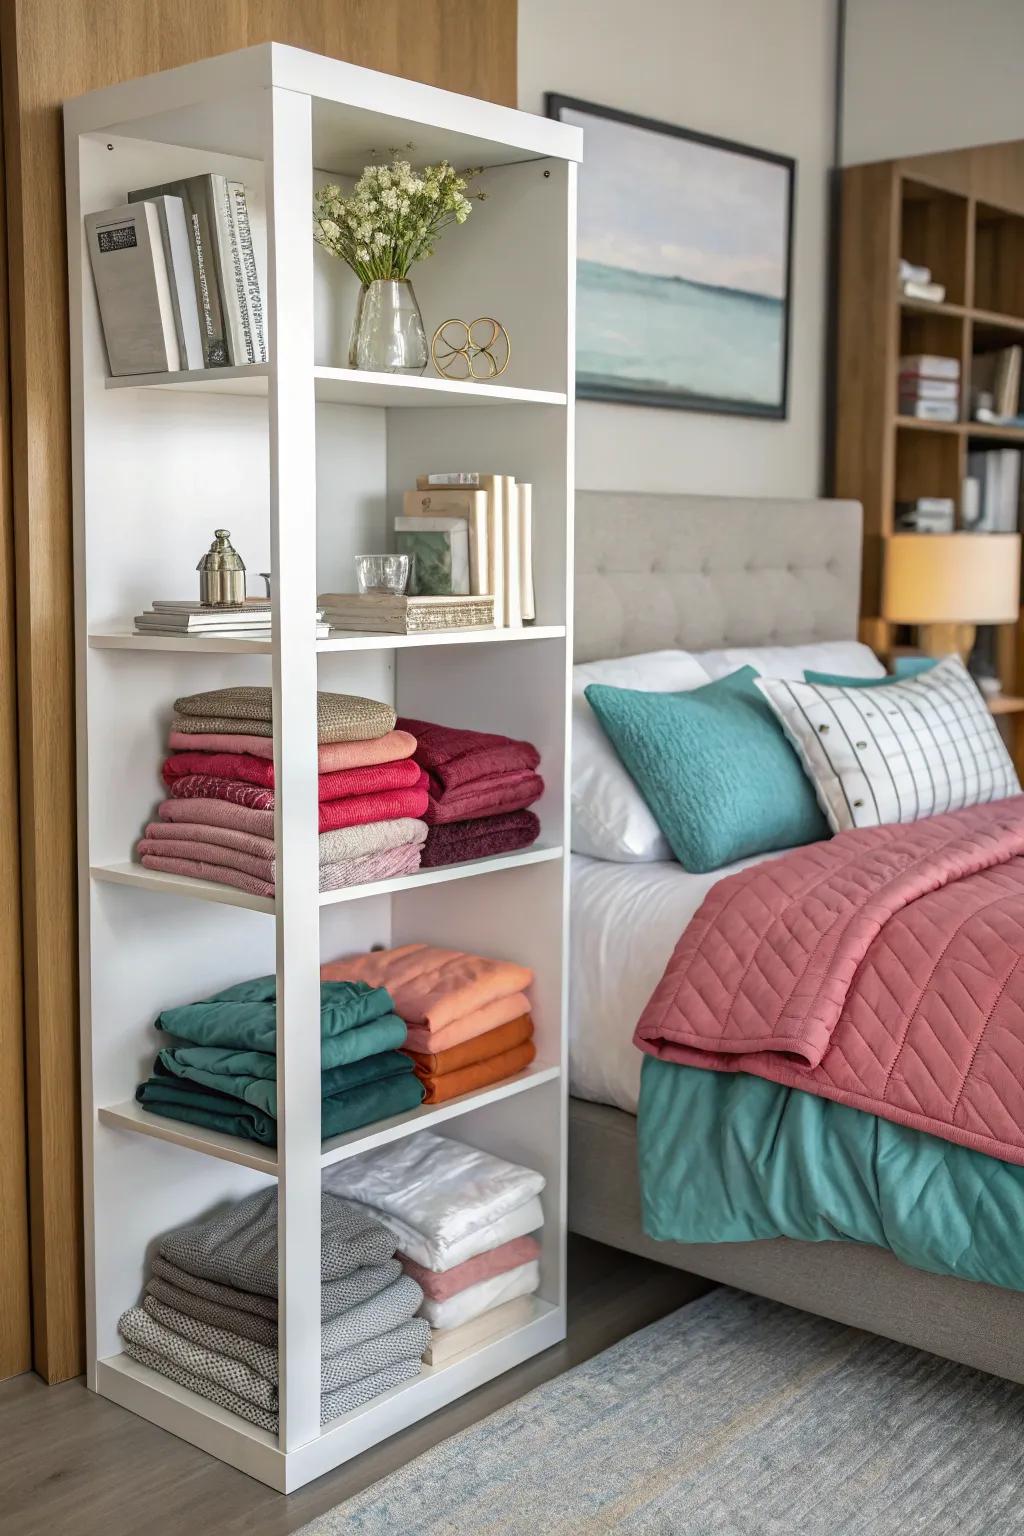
[882,532,1021,661]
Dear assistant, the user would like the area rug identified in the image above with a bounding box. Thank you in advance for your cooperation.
[297,1286,1024,1535]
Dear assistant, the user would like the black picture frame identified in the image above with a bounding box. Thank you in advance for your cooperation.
[547,94,796,420]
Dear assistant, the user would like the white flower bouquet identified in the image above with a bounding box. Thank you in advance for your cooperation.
[313,153,483,283]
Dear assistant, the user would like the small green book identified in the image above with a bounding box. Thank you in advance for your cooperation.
[394,517,470,596]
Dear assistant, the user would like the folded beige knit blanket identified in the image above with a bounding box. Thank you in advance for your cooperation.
[173,686,396,744]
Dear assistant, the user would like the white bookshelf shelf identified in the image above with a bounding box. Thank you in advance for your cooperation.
[104,364,567,409]
[67,41,578,1493]
[88,624,567,654]
[98,1063,561,1177]
[91,842,564,912]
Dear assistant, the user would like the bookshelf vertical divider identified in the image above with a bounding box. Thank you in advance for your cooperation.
[66,45,581,1492]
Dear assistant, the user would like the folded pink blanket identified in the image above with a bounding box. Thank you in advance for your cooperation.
[162,752,422,801]
[166,772,429,832]
[139,823,428,885]
[138,839,423,896]
[154,799,427,861]
[422,811,540,867]
[424,773,544,826]
[400,1235,541,1292]
[168,729,417,772]
[398,717,539,792]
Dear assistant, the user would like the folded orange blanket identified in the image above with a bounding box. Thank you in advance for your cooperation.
[416,1040,536,1104]
[320,943,533,1030]
[402,993,531,1055]
[405,1014,533,1077]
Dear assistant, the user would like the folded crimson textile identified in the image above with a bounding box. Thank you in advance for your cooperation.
[415,1040,536,1104]
[174,686,396,743]
[400,1234,541,1297]
[321,944,533,1030]
[138,834,424,887]
[422,811,541,867]
[425,772,544,826]
[397,717,539,793]
[138,840,424,896]
[162,752,422,801]
[405,1014,533,1077]
[143,816,428,869]
[168,729,417,772]
[166,773,429,832]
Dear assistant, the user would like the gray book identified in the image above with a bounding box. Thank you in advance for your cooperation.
[85,202,181,375]
[145,195,205,370]
[129,175,231,366]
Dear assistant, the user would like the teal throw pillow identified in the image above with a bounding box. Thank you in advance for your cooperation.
[804,658,937,688]
[583,666,830,874]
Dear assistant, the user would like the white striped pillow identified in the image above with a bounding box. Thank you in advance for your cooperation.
[755,656,1021,832]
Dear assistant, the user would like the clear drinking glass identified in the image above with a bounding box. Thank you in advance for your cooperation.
[354,554,410,595]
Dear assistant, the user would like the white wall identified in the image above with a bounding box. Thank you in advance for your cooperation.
[843,0,1024,166]
[518,0,837,498]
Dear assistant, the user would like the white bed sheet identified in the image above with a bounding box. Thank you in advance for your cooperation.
[569,850,783,1113]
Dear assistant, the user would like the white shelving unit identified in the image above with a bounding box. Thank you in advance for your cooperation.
[65,43,579,1492]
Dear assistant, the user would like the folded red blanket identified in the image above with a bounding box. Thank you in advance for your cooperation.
[162,751,421,802]
[422,811,541,867]
[397,717,540,793]
[425,772,543,826]
[167,771,429,832]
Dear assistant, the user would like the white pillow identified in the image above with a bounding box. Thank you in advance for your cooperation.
[571,650,711,862]
[755,655,1020,832]
[694,640,886,683]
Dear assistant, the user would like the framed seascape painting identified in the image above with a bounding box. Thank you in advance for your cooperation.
[547,95,795,419]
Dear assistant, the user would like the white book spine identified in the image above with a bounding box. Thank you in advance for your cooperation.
[518,482,535,623]
[210,173,252,365]
[155,196,205,370]
[481,476,505,626]
[230,181,266,364]
[503,475,522,628]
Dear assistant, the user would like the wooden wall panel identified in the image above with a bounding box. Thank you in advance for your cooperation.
[0,0,516,1384]
[0,49,32,1387]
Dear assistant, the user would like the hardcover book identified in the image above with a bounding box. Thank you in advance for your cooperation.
[85,202,181,375]
[318,593,495,634]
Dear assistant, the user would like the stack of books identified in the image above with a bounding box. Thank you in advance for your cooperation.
[894,497,956,534]
[317,594,495,635]
[85,172,266,376]
[899,257,945,305]
[972,346,1022,422]
[898,354,960,421]
[392,471,535,627]
[134,601,329,639]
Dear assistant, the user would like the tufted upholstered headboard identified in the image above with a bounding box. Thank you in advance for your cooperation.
[573,491,863,664]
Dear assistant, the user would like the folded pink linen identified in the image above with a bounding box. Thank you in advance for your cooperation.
[154,800,428,862]
[138,840,423,895]
[168,729,417,772]
[162,753,422,800]
[166,772,429,832]
[400,1235,541,1293]
[157,796,275,839]
[139,823,427,885]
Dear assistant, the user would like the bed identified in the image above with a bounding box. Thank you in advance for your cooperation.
[567,489,1024,1383]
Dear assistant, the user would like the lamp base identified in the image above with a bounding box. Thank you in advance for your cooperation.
[917,622,976,664]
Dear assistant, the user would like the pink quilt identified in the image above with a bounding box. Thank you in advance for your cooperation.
[168,728,417,771]
[635,799,1024,1165]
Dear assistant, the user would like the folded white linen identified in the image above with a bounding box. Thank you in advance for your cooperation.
[419,1260,540,1330]
[323,1131,545,1271]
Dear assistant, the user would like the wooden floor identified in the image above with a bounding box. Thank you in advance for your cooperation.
[0,1237,710,1536]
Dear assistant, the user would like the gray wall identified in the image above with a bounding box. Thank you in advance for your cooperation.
[518,0,838,499]
[842,0,1024,164]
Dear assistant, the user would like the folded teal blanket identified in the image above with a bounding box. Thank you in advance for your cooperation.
[156,975,393,1051]
[155,1046,414,1116]
[638,1058,1024,1293]
[137,1062,424,1146]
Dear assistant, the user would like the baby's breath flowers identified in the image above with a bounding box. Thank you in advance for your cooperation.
[313,152,484,284]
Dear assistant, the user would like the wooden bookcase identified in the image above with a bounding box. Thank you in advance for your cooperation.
[834,142,1024,745]
[65,44,580,1492]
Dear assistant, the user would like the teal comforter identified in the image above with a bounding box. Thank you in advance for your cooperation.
[638,1057,1024,1292]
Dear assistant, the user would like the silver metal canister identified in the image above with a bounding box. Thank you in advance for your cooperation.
[197,529,246,606]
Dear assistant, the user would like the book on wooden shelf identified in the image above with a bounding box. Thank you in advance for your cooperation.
[85,202,182,375]
[899,354,960,382]
[899,257,932,286]
[416,472,481,488]
[401,489,487,595]
[898,375,959,401]
[901,278,946,304]
[898,398,959,422]
[894,498,956,534]
[318,593,495,634]
[972,347,1022,420]
[394,517,471,595]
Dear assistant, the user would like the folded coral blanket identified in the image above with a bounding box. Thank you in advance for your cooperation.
[168,728,417,772]
[415,1040,536,1104]
[165,772,429,831]
[155,799,427,862]
[162,752,422,800]
[323,1131,545,1271]
[174,686,396,743]
[400,1235,541,1301]
[137,832,424,893]
[160,1186,394,1296]
[421,811,541,867]
[401,993,531,1056]
[419,1259,541,1330]
[406,1014,533,1077]
[320,943,533,1031]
